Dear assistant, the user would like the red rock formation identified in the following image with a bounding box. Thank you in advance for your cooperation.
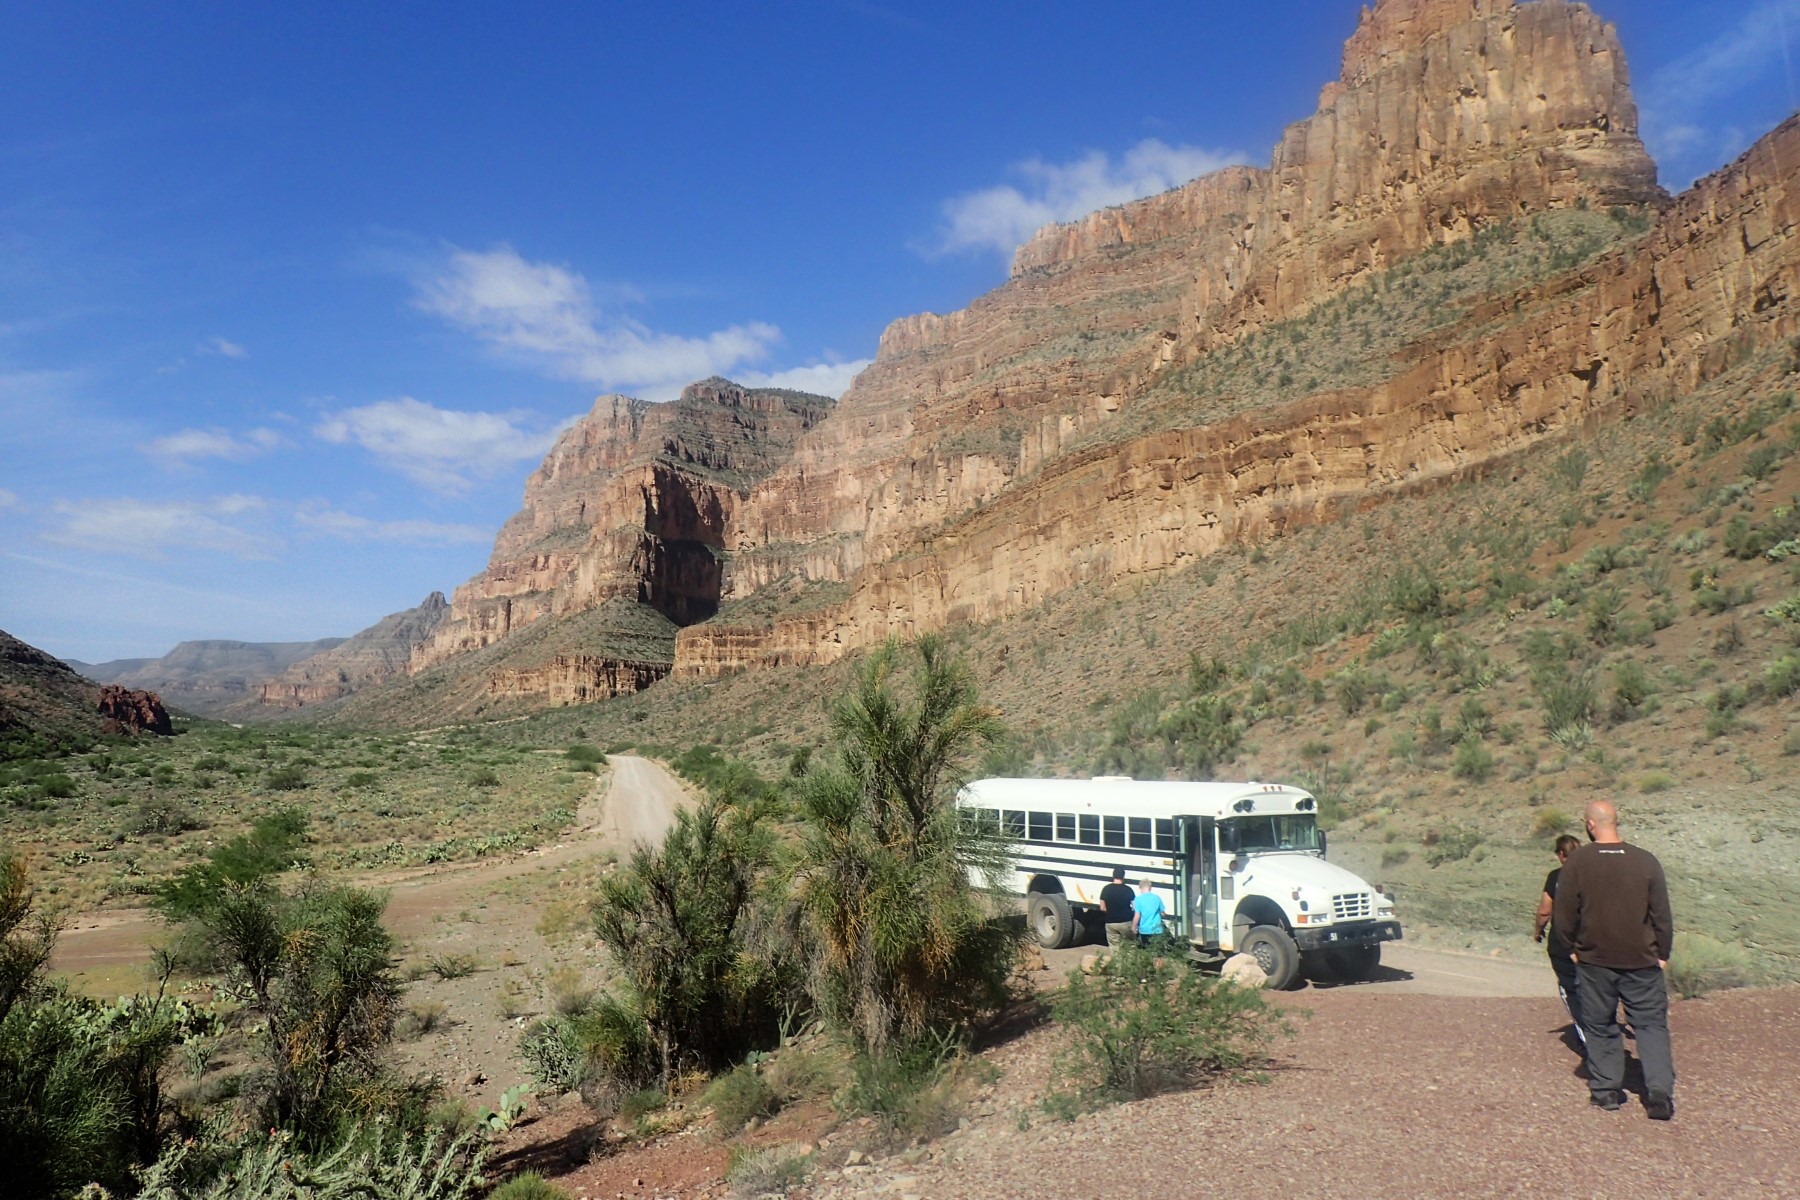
[96,685,173,736]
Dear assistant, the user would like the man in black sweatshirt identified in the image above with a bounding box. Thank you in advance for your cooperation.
[1552,799,1676,1120]
[1100,867,1136,947]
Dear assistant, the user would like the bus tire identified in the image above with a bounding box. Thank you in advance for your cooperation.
[1027,891,1076,949]
[1241,924,1300,990]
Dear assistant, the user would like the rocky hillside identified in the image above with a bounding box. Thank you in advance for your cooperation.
[1,630,170,752]
[254,592,449,711]
[72,637,344,717]
[331,0,1797,721]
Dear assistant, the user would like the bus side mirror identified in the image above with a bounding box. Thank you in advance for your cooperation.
[1319,831,1329,857]
[1218,824,1239,853]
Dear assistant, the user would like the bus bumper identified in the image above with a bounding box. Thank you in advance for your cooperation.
[1293,920,1402,951]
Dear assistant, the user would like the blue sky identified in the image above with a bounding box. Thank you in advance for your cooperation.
[2,0,1796,662]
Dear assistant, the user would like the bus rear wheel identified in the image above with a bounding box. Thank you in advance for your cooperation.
[1027,891,1077,949]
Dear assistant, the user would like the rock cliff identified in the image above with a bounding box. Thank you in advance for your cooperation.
[377,0,1800,706]
[84,637,345,717]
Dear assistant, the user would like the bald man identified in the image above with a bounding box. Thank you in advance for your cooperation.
[1552,799,1675,1120]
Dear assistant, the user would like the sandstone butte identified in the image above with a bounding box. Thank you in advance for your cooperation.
[263,0,1800,710]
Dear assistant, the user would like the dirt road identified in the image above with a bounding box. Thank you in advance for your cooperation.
[50,754,691,992]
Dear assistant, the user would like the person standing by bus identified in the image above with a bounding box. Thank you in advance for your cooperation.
[1534,833,1584,1045]
[1101,866,1136,947]
[1131,877,1166,948]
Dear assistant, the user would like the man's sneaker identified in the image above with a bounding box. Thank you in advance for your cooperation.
[1590,1090,1624,1111]
[1646,1092,1675,1121]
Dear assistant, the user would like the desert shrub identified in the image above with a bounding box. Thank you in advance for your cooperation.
[1665,932,1758,999]
[1530,660,1596,746]
[427,954,477,981]
[519,994,657,1105]
[592,800,787,1083]
[155,810,310,921]
[726,1144,813,1198]
[134,795,202,836]
[396,1001,447,1041]
[1335,668,1369,716]
[266,765,308,792]
[702,1063,778,1132]
[1454,696,1493,740]
[1158,693,1242,775]
[791,637,1022,1058]
[193,882,406,1147]
[467,767,501,788]
[489,1174,571,1200]
[1764,654,1800,699]
[1380,846,1411,868]
[1610,660,1656,721]
[132,1121,488,1200]
[837,1034,978,1140]
[1638,772,1676,794]
[1424,823,1483,866]
[1386,564,1446,618]
[1450,734,1495,783]
[1047,945,1287,1110]
[1531,808,1572,838]
[345,771,380,789]
[564,744,606,766]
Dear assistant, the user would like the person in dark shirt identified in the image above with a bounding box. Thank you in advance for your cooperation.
[1100,867,1135,947]
[1533,833,1584,1045]
[1552,799,1676,1120]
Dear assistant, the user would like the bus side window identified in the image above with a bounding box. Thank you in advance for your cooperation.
[1027,811,1052,841]
[1128,816,1152,849]
[1102,815,1126,847]
[1055,813,1076,841]
[1154,818,1175,852]
[1078,814,1100,845]
[1003,810,1026,838]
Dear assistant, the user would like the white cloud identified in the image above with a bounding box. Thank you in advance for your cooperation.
[294,502,491,546]
[200,336,249,359]
[737,359,873,398]
[316,396,559,493]
[933,138,1250,256]
[415,245,781,395]
[140,426,283,467]
[1641,0,1800,185]
[43,495,279,559]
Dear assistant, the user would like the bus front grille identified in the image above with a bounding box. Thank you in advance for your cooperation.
[1332,892,1371,920]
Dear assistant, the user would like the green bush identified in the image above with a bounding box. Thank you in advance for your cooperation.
[467,767,501,788]
[488,1173,571,1200]
[1424,823,1483,866]
[1765,654,1800,699]
[133,795,202,836]
[1531,808,1572,838]
[563,744,606,765]
[1665,933,1757,999]
[518,995,656,1106]
[725,1145,813,1197]
[702,1063,778,1132]
[1530,660,1596,747]
[266,765,309,791]
[1450,734,1494,783]
[1610,660,1657,721]
[156,810,309,920]
[427,954,477,981]
[37,774,76,799]
[1048,945,1287,1110]
[133,1121,488,1200]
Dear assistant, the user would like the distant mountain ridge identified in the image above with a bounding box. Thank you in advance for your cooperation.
[71,638,344,717]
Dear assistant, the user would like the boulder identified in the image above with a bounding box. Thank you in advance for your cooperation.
[1221,953,1270,989]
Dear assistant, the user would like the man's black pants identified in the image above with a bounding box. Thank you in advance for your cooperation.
[1578,962,1675,1100]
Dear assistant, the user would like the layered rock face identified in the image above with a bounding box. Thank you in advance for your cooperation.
[413,381,832,687]
[258,593,449,709]
[485,656,671,704]
[411,0,1799,699]
[96,685,173,736]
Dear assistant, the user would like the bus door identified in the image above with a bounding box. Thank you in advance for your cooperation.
[1177,816,1221,946]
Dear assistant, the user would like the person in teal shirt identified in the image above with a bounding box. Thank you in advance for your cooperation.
[1131,878,1166,948]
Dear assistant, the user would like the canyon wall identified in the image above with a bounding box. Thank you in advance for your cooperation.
[258,592,448,709]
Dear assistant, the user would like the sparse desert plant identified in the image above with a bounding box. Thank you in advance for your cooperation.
[489,1173,572,1200]
[467,767,501,788]
[133,795,201,836]
[1048,945,1288,1111]
[1665,932,1758,999]
[1530,660,1597,745]
[726,1144,813,1198]
[266,765,308,792]
[1380,846,1411,868]
[1764,654,1800,699]
[345,770,380,789]
[703,1063,779,1132]
[1638,772,1676,794]
[1450,734,1495,783]
[397,1000,447,1040]
[1610,660,1657,721]
[131,1120,489,1200]
[428,953,478,981]
[1531,808,1572,838]
[1424,823,1483,866]
[564,744,606,766]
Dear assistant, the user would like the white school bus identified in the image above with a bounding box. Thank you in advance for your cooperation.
[957,775,1401,989]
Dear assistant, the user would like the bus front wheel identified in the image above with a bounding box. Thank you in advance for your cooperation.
[1027,891,1077,949]
[1241,924,1300,989]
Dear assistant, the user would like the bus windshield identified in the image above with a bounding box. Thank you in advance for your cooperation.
[1228,813,1321,853]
